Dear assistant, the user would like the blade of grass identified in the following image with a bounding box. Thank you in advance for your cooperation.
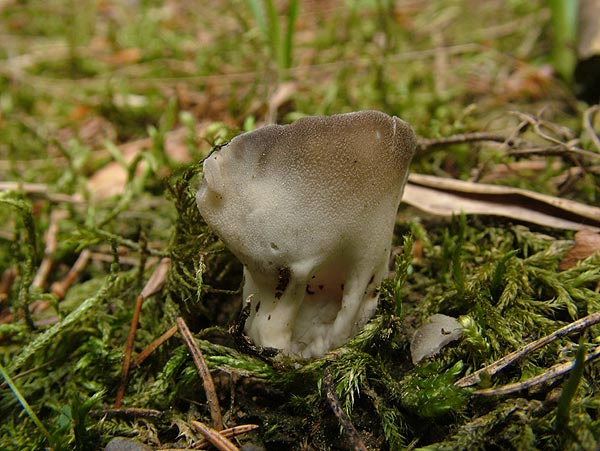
[555,339,587,430]
[0,362,52,443]
[246,0,267,35]
[264,0,281,68]
[548,0,579,82]
[283,0,299,69]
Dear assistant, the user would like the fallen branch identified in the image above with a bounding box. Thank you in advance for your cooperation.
[191,420,238,451]
[134,325,178,367]
[0,181,83,203]
[472,345,600,396]
[50,249,91,300]
[114,258,170,408]
[416,109,600,162]
[507,145,600,160]
[417,132,508,153]
[583,105,600,152]
[177,318,224,431]
[455,311,600,388]
[0,269,17,305]
[114,293,145,409]
[32,210,65,291]
[322,368,367,451]
[192,424,259,450]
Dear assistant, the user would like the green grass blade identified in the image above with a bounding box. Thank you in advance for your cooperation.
[555,339,587,430]
[283,0,299,69]
[246,0,266,34]
[548,0,579,82]
[0,362,52,443]
[264,0,281,68]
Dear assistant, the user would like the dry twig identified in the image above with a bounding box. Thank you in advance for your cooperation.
[114,258,170,408]
[134,325,178,367]
[32,210,65,290]
[510,111,599,160]
[0,269,17,305]
[114,293,145,409]
[50,249,91,300]
[191,420,238,451]
[507,145,600,160]
[322,368,368,451]
[583,105,600,152]
[192,424,259,449]
[416,132,508,153]
[455,312,600,388]
[473,345,600,396]
[418,110,600,163]
[0,181,83,203]
[177,317,224,431]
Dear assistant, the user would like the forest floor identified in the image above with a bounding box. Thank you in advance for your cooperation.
[1,1,599,450]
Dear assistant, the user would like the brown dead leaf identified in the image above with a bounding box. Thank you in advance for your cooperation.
[53,116,117,151]
[403,174,600,232]
[267,81,298,122]
[559,229,600,270]
[107,48,143,65]
[87,124,210,199]
[504,64,554,101]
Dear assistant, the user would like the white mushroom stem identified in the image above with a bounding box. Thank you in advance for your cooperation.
[197,111,416,358]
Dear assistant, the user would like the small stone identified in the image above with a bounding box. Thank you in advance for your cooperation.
[104,437,154,451]
[411,314,463,364]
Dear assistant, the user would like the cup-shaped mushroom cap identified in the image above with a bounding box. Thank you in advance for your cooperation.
[197,110,416,358]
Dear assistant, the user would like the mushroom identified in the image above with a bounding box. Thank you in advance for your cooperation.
[197,110,416,358]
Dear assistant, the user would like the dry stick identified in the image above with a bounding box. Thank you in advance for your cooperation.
[134,325,178,367]
[50,249,91,300]
[32,210,64,290]
[416,132,508,153]
[0,268,17,304]
[507,145,600,160]
[473,345,600,396]
[114,293,144,409]
[512,110,575,146]
[418,130,600,160]
[455,311,600,388]
[192,424,259,450]
[583,105,600,153]
[140,258,170,299]
[322,369,368,451]
[177,317,224,431]
[510,110,600,159]
[191,420,238,451]
[114,258,170,408]
[0,181,83,204]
